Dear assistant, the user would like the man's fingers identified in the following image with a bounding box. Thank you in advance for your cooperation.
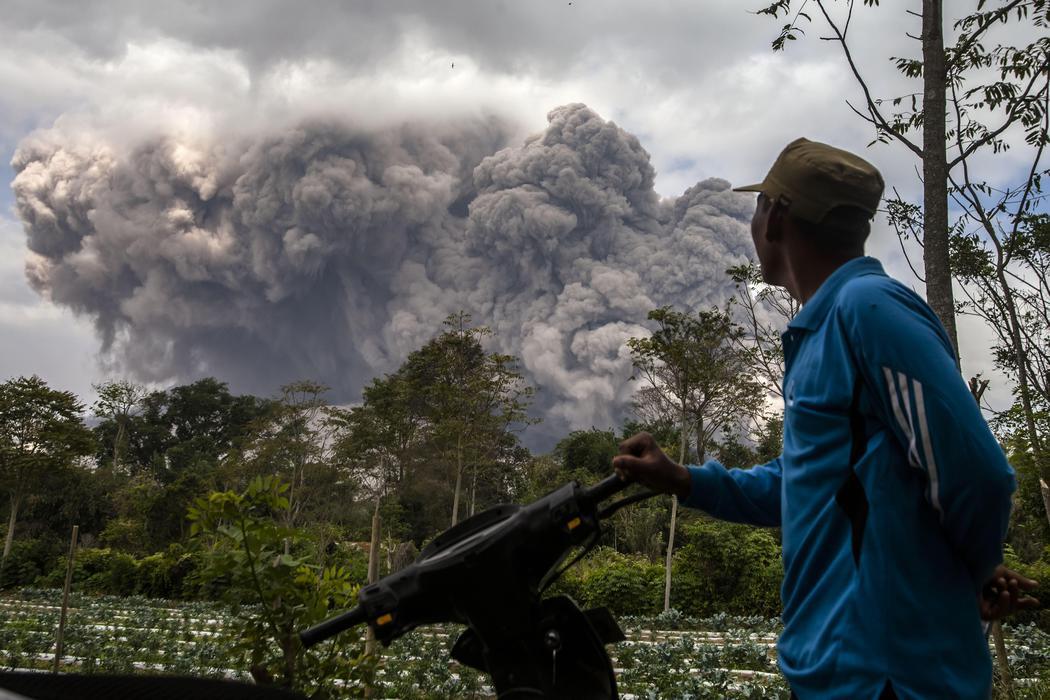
[1000,567,1039,589]
[612,454,645,478]
[618,432,652,456]
[1015,574,1039,589]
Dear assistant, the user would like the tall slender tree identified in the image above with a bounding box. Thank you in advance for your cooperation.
[92,379,147,472]
[0,376,93,570]
[628,307,765,611]
[405,313,535,527]
[728,261,800,398]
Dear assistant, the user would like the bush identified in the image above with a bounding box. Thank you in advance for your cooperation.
[555,547,663,616]
[135,545,200,599]
[40,547,137,595]
[37,545,202,599]
[672,517,782,618]
[0,538,61,589]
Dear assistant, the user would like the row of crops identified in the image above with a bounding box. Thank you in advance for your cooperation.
[0,589,1048,698]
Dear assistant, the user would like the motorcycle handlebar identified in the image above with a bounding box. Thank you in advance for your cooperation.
[298,473,640,649]
[299,604,367,648]
[580,472,632,506]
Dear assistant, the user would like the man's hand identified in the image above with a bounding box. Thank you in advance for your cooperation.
[979,565,1040,621]
[611,432,691,500]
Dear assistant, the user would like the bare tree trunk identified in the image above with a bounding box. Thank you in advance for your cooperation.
[113,419,126,472]
[663,498,678,613]
[284,462,297,557]
[2,494,21,572]
[451,435,464,526]
[469,465,478,518]
[1042,479,1050,532]
[366,501,381,585]
[664,412,690,612]
[922,0,958,355]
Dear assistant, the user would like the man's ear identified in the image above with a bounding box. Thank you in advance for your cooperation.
[765,199,788,242]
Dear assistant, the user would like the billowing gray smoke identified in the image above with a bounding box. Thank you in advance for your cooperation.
[12,103,755,448]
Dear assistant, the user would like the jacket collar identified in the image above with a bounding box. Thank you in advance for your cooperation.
[787,256,885,332]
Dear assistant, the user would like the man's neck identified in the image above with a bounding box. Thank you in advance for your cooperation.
[788,252,862,305]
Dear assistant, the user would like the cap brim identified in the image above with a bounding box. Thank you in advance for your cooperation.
[731,182,765,193]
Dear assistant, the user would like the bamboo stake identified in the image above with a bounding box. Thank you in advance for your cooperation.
[363,499,381,698]
[53,524,78,673]
[992,620,1014,697]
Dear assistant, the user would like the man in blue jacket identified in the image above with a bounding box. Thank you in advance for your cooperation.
[613,138,1038,699]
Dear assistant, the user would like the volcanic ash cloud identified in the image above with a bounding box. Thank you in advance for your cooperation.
[12,103,755,447]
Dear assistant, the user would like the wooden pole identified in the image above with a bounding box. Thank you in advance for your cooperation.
[363,499,381,698]
[53,525,78,673]
[991,620,1014,697]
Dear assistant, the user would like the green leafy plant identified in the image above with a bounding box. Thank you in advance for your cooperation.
[188,475,366,698]
[672,518,782,619]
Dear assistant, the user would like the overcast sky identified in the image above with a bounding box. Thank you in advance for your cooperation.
[0,0,1037,435]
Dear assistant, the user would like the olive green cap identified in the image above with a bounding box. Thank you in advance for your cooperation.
[733,137,885,223]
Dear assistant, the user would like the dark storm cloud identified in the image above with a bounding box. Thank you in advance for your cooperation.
[2,0,760,81]
[12,103,753,445]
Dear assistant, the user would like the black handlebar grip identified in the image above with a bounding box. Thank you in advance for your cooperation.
[299,605,368,648]
[582,473,632,506]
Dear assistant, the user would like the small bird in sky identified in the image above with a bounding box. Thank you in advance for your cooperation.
[451,61,455,69]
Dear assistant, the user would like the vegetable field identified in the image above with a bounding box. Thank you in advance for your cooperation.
[0,590,1047,699]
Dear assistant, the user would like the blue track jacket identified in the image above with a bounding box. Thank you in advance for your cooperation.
[683,257,1015,699]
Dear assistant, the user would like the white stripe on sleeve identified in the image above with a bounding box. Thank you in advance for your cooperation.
[911,378,944,521]
[884,367,911,439]
[897,371,923,469]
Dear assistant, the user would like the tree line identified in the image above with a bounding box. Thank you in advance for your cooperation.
[0,279,796,589]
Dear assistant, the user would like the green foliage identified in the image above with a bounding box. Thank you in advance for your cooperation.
[116,378,272,483]
[335,311,536,539]
[134,545,201,598]
[672,518,782,619]
[91,379,147,472]
[38,547,136,595]
[1004,443,1050,562]
[554,428,620,479]
[716,416,784,470]
[628,306,765,463]
[555,547,664,616]
[21,541,200,598]
[608,498,669,561]
[0,537,60,589]
[188,475,366,697]
[621,417,682,452]
[0,375,95,574]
